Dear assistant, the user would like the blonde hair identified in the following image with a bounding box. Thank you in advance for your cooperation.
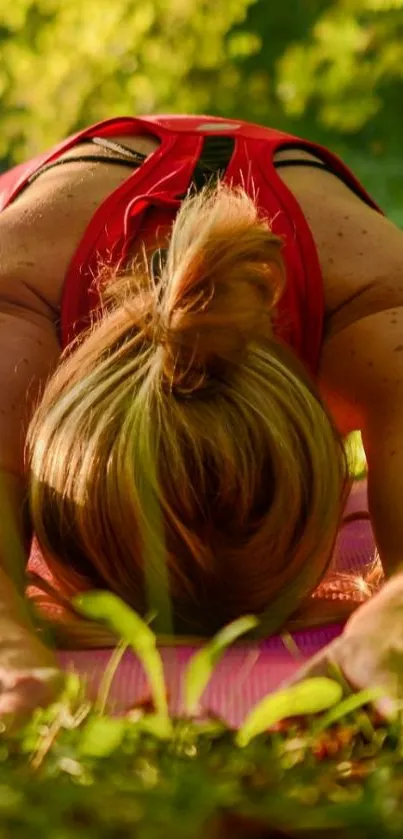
[26,182,350,642]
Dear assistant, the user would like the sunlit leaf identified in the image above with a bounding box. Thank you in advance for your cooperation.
[345,431,367,479]
[194,719,228,737]
[227,32,262,59]
[133,714,173,740]
[74,592,171,730]
[78,717,125,757]
[237,678,343,747]
[60,671,83,705]
[184,615,258,716]
[0,0,256,160]
[313,687,384,734]
[95,641,129,716]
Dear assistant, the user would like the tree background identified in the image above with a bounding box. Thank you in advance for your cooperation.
[1,0,403,222]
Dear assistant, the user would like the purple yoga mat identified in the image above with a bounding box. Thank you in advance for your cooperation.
[57,480,373,726]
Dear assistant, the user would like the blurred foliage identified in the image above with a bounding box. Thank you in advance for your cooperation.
[0,612,397,839]
[0,0,257,160]
[277,0,403,135]
[1,0,403,220]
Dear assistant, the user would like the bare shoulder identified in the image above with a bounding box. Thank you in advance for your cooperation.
[0,133,160,318]
[274,149,403,435]
[275,151,403,337]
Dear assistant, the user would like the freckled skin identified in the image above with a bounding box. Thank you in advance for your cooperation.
[3,128,403,703]
[3,134,403,573]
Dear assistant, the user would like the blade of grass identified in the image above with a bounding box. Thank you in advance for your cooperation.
[95,640,129,716]
[133,420,173,636]
[184,616,259,716]
[237,677,343,747]
[74,592,171,729]
[327,660,376,741]
[281,632,304,661]
[313,687,384,735]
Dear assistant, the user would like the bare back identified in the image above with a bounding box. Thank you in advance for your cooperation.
[3,134,402,328]
[0,133,160,317]
[2,127,403,452]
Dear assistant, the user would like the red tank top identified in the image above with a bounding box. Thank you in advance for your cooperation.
[0,114,381,376]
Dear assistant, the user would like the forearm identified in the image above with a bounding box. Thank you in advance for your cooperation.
[363,406,403,576]
[0,470,56,665]
[0,469,29,594]
[0,310,59,630]
[0,310,60,475]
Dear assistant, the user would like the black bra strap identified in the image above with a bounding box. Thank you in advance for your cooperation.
[274,157,374,208]
[24,137,148,188]
[26,154,143,185]
[274,159,335,173]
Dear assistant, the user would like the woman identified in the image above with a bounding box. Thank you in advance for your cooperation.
[0,113,403,719]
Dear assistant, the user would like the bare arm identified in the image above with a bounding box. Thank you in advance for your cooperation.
[278,167,403,702]
[316,207,403,576]
[277,162,403,575]
[0,152,133,638]
[0,133,163,714]
[0,207,62,635]
[0,173,86,622]
[0,134,157,649]
[0,312,60,599]
[319,308,403,575]
[0,309,59,664]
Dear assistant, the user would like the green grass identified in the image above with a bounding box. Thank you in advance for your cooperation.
[0,594,400,839]
[0,669,400,839]
[0,708,403,839]
[0,433,374,838]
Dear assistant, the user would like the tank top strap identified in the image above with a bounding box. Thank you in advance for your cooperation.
[60,130,203,347]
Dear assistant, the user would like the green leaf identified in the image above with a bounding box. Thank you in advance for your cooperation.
[134,714,173,740]
[313,687,384,735]
[345,430,367,479]
[78,717,125,757]
[59,671,83,704]
[184,615,258,716]
[236,678,343,747]
[194,719,228,737]
[96,640,129,716]
[74,592,171,731]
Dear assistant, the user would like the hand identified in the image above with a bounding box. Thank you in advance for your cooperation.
[0,633,64,726]
[286,573,403,716]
